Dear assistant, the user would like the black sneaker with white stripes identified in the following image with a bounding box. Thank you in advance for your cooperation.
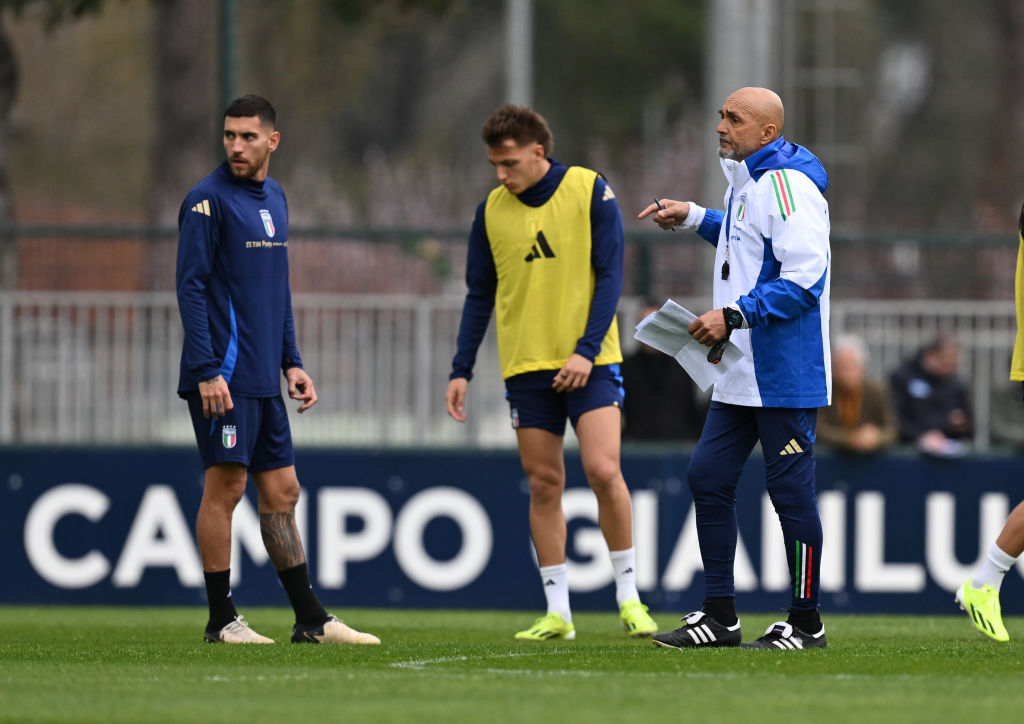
[741,621,826,650]
[652,611,742,649]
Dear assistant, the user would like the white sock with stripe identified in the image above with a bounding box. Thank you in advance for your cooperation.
[539,563,571,623]
[973,544,1018,592]
[608,547,640,606]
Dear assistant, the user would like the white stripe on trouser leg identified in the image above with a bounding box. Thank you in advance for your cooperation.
[798,542,807,598]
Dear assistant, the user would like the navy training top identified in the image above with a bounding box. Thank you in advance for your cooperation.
[176,161,302,397]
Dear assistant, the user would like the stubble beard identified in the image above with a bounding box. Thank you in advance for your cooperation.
[718,139,739,161]
[229,159,253,179]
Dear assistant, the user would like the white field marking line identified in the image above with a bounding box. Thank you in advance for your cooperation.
[390,654,739,679]
[481,668,663,678]
[477,668,770,679]
[404,668,946,682]
[391,664,747,680]
[206,673,315,683]
[389,652,541,671]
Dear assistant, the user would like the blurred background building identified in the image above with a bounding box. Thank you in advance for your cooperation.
[0,0,1022,448]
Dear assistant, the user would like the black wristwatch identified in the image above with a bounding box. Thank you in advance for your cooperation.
[723,307,744,332]
[708,307,745,364]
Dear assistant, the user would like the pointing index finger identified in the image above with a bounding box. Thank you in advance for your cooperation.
[637,202,660,220]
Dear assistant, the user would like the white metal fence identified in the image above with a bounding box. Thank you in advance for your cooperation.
[0,292,1020,449]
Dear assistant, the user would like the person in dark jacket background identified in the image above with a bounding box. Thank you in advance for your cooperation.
[889,331,972,457]
[620,304,707,442]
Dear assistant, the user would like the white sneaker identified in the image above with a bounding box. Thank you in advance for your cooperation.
[291,613,381,645]
[204,615,275,644]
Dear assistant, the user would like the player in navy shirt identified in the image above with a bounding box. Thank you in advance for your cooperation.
[176,95,378,646]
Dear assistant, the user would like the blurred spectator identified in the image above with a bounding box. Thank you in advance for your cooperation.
[816,334,896,454]
[889,331,972,457]
[620,304,708,442]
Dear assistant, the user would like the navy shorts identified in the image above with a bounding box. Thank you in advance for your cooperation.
[505,364,624,435]
[185,393,295,472]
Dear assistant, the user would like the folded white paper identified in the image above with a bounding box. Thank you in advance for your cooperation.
[633,299,743,391]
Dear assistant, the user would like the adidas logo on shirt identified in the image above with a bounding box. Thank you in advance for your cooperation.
[779,438,804,456]
[190,199,211,216]
[524,230,556,262]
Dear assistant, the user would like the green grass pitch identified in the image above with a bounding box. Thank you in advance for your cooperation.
[1,606,1023,723]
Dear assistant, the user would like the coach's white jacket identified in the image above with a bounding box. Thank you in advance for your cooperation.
[682,136,832,408]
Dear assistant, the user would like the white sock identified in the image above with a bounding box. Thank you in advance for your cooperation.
[973,544,1018,592]
[539,563,571,623]
[609,547,640,606]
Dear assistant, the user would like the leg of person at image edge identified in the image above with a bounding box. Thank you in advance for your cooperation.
[200,464,380,645]
[513,411,658,641]
[955,500,1024,642]
[653,406,826,651]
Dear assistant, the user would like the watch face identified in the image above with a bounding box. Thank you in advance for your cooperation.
[725,308,743,330]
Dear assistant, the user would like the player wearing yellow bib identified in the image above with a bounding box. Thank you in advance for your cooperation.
[954,202,1024,642]
[446,105,657,641]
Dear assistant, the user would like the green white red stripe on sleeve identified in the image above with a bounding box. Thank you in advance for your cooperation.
[771,169,796,220]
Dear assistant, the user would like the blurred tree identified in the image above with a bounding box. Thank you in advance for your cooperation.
[864,0,1018,232]
[147,0,463,225]
[975,0,1024,229]
[324,0,462,23]
[148,0,216,225]
[235,0,503,224]
[533,0,704,164]
[230,0,706,226]
[0,0,103,219]
[0,19,15,221]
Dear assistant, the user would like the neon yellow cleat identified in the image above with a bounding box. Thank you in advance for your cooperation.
[956,579,1010,642]
[619,597,658,638]
[514,612,576,641]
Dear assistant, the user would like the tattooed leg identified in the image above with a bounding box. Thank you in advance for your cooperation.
[260,510,307,571]
[253,465,306,571]
[252,466,327,625]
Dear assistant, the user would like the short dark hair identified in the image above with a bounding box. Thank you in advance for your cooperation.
[481,104,553,155]
[224,95,276,129]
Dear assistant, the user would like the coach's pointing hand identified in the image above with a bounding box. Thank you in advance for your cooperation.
[637,199,690,230]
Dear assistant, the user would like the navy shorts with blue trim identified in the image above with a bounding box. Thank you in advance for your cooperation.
[184,393,295,472]
[505,364,624,435]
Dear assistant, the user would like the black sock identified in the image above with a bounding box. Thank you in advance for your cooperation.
[702,597,738,627]
[204,569,238,631]
[787,608,822,633]
[278,562,329,626]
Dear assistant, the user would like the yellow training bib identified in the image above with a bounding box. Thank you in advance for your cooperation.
[484,166,621,379]
[1012,208,1024,381]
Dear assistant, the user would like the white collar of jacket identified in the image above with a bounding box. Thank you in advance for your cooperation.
[719,156,750,190]
[719,136,791,189]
